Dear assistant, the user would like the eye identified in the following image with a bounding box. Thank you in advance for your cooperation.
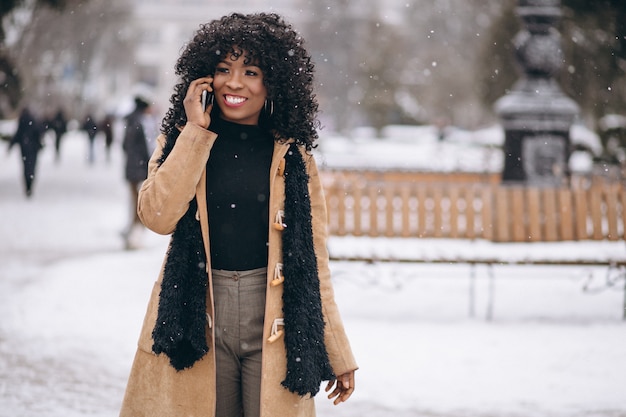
[215,66,229,74]
[245,70,259,76]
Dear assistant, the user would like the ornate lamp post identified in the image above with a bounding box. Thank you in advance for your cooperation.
[494,0,579,186]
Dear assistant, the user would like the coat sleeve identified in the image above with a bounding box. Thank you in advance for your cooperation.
[138,123,217,235]
[306,152,358,377]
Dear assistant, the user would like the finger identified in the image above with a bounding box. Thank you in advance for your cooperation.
[334,386,353,405]
[186,78,212,98]
[194,83,209,99]
[327,385,341,400]
[334,389,348,405]
[184,84,204,104]
[341,381,355,400]
[193,77,213,91]
[324,380,334,392]
[190,76,212,87]
[332,373,355,405]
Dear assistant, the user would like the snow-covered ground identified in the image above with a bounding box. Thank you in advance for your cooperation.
[1,128,625,417]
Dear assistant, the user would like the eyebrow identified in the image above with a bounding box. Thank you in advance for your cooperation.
[217,60,261,69]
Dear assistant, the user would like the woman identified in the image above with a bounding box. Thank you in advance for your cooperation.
[121,96,152,250]
[119,12,357,417]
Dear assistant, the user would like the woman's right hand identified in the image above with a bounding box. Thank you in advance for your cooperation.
[183,77,214,129]
[325,370,355,405]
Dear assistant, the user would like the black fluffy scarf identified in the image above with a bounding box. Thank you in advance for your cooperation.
[151,127,334,397]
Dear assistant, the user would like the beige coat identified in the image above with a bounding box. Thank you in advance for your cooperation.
[119,123,358,417]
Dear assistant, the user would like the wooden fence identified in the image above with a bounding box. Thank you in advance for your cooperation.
[321,170,626,242]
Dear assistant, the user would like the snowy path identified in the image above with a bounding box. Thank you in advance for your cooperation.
[1,131,625,417]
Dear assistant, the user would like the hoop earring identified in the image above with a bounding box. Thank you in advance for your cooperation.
[264,99,274,117]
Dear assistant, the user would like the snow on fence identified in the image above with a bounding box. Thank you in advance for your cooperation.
[321,170,625,243]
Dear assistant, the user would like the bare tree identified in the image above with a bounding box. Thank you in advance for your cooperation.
[399,0,501,128]
[3,0,134,119]
[355,16,407,136]
[301,0,369,134]
[300,0,501,134]
[1,0,71,117]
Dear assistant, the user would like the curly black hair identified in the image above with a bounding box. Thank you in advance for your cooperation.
[161,12,320,150]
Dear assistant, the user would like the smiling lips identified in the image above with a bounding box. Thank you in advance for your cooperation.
[224,95,247,106]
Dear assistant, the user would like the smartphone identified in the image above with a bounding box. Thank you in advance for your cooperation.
[201,89,214,112]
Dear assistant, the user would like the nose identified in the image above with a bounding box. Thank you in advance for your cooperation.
[225,71,244,89]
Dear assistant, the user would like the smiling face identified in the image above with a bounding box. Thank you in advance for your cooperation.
[212,50,267,126]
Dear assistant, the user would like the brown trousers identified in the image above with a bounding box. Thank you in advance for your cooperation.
[212,267,267,417]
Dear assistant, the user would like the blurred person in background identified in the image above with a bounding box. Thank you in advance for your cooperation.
[100,113,115,164]
[121,95,152,249]
[119,12,357,417]
[48,108,67,163]
[82,114,98,164]
[7,106,45,197]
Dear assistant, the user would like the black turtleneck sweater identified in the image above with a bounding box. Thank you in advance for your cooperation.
[206,118,274,270]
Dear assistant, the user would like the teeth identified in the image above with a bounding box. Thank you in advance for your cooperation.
[225,95,246,104]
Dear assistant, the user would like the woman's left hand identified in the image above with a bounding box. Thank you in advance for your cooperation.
[325,370,355,405]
